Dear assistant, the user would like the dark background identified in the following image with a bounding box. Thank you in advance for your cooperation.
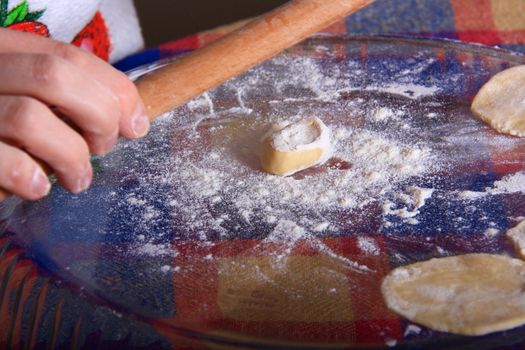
[134,0,289,48]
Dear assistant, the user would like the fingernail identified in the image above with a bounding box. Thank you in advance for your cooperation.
[74,165,93,193]
[131,102,150,137]
[31,167,51,197]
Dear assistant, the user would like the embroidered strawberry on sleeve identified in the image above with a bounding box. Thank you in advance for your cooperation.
[0,0,49,37]
[72,12,110,61]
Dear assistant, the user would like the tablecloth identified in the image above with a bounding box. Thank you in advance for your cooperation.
[115,0,525,71]
[2,1,525,349]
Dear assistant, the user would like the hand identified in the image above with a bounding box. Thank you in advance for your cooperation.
[0,28,149,201]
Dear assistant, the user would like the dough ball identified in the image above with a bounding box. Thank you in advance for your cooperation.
[260,118,331,176]
[382,253,525,336]
[507,221,525,259]
[471,65,525,137]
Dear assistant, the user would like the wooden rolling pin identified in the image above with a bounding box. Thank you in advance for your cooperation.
[0,0,373,201]
[137,0,374,119]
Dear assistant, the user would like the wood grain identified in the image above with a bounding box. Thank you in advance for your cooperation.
[136,0,374,119]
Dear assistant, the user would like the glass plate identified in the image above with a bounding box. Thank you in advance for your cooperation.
[3,35,525,349]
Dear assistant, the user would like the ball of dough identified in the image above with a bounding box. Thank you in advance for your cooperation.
[471,65,525,137]
[260,118,331,176]
[382,253,525,336]
[506,221,525,259]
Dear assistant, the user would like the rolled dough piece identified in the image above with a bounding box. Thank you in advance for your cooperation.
[382,253,525,336]
[260,118,331,176]
[507,221,525,259]
[471,65,525,137]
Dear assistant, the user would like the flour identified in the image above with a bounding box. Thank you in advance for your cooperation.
[134,243,178,257]
[408,187,435,209]
[272,120,321,151]
[448,172,525,204]
[111,54,450,262]
[457,190,488,201]
[404,324,422,336]
[255,219,373,272]
[491,172,525,194]
[312,222,330,232]
[383,187,434,223]
[107,52,524,274]
[273,56,340,102]
[385,339,397,347]
[167,123,436,243]
[366,83,439,99]
[264,219,306,243]
[382,168,525,235]
[371,107,398,122]
[357,237,380,256]
[484,228,500,238]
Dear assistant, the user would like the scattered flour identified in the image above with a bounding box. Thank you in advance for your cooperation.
[113,54,524,294]
[404,324,422,336]
[436,246,447,255]
[273,56,340,102]
[357,237,380,256]
[484,228,500,238]
[491,172,525,194]
[452,172,525,202]
[160,265,171,273]
[383,187,434,223]
[365,83,439,99]
[134,243,178,257]
[457,190,487,201]
[264,219,306,243]
[385,339,398,347]
[261,219,373,273]
[160,265,181,273]
[312,222,330,232]
[371,107,397,122]
[167,123,436,245]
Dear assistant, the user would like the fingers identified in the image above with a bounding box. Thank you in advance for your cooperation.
[0,29,150,201]
[0,96,93,196]
[0,142,51,201]
[0,28,150,139]
[52,43,150,139]
[0,53,120,154]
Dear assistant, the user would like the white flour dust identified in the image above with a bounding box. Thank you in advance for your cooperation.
[453,172,525,201]
[100,53,524,266]
[357,237,380,256]
[383,187,435,225]
[492,172,525,194]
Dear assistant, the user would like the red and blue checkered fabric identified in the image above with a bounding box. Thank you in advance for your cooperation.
[115,0,525,71]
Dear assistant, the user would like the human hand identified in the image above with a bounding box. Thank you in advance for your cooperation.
[0,28,149,201]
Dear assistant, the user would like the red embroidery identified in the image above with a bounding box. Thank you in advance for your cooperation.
[1,0,49,37]
[72,11,111,61]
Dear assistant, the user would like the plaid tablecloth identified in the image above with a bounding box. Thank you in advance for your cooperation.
[115,0,525,71]
[2,1,525,349]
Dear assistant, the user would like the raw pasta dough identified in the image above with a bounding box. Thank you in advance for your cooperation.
[382,253,525,336]
[471,65,525,137]
[260,118,331,176]
[507,221,525,259]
